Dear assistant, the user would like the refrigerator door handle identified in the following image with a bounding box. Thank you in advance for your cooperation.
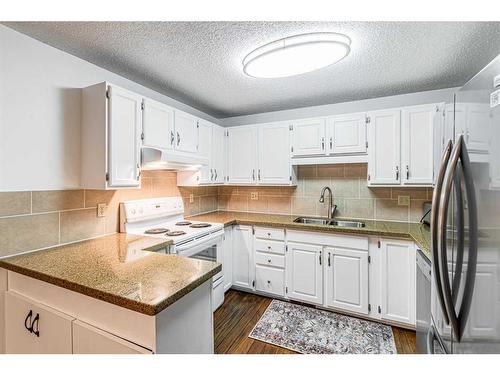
[456,137,478,342]
[431,139,453,325]
[452,168,465,305]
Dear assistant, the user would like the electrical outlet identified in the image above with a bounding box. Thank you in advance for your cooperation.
[250,192,258,200]
[189,194,194,203]
[97,203,107,217]
[398,195,410,206]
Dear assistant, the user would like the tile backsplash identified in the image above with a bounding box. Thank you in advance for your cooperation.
[217,164,432,223]
[0,164,431,259]
[0,171,217,258]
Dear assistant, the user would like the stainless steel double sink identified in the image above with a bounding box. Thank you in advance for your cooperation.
[293,217,365,228]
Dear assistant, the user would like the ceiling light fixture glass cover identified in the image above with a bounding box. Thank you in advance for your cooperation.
[243,32,351,78]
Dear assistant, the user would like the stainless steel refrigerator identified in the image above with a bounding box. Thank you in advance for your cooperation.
[418,54,500,354]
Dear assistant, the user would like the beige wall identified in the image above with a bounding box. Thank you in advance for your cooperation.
[0,171,217,258]
[217,163,432,223]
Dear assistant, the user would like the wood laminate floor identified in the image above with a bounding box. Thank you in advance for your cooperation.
[214,289,417,354]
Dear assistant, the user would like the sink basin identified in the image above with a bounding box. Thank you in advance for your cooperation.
[293,217,365,228]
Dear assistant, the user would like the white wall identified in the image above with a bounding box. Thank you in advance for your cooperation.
[0,25,220,191]
[220,87,457,127]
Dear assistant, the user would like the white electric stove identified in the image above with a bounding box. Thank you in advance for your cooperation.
[119,197,225,311]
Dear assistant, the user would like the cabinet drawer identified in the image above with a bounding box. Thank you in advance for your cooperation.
[254,238,285,255]
[255,252,285,268]
[5,291,74,354]
[254,227,285,241]
[255,265,285,296]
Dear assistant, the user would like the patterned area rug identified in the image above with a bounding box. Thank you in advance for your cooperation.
[249,300,397,354]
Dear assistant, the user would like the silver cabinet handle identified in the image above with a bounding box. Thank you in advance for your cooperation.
[437,135,478,341]
[321,137,325,150]
[329,137,333,149]
[431,139,453,325]
[319,251,322,265]
[252,169,255,181]
[406,165,409,180]
[170,130,175,145]
[176,132,180,146]
[258,169,261,180]
[214,169,218,181]
[395,166,399,180]
[210,169,214,181]
[328,252,331,267]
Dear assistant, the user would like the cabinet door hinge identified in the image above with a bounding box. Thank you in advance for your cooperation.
[366,116,371,124]
[285,286,288,294]
[368,255,371,264]
[289,125,293,131]
[365,141,368,149]
[377,240,381,248]
[252,227,255,235]
[252,280,255,287]
[368,304,371,312]
[141,132,145,141]
[141,102,144,110]
[196,121,199,128]
[105,172,109,181]
[368,174,371,181]
[105,90,110,99]
[291,146,294,153]
[285,244,288,252]
[289,175,292,181]
[378,306,382,314]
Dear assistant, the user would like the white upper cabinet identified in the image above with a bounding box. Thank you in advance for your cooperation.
[197,120,213,184]
[291,118,327,156]
[258,123,292,184]
[174,110,199,155]
[211,125,226,184]
[286,242,323,305]
[227,127,259,184]
[327,113,367,155]
[324,246,369,315]
[81,82,141,190]
[401,104,435,185]
[142,98,174,151]
[464,103,491,153]
[379,239,416,326]
[367,109,401,185]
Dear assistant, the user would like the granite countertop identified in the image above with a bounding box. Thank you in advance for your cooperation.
[0,233,221,316]
[188,211,431,258]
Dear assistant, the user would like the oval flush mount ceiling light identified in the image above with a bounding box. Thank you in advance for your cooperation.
[243,32,351,78]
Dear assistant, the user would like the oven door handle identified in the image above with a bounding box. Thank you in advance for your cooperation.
[175,231,223,257]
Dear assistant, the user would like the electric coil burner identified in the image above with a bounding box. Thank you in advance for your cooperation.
[165,230,187,237]
[175,221,192,226]
[144,228,169,235]
[190,223,212,228]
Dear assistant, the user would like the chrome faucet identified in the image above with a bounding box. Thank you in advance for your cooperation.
[319,186,337,219]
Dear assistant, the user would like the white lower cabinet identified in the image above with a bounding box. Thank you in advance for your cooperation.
[5,291,74,354]
[255,265,285,296]
[379,239,416,325]
[222,226,233,292]
[72,320,152,354]
[324,247,369,315]
[286,242,323,305]
[232,225,255,290]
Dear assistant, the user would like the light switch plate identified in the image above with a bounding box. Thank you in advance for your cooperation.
[97,203,107,217]
[189,194,194,203]
[398,195,410,206]
[250,192,258,200]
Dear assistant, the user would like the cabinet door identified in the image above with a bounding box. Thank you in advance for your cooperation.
[380,239,416,325]
[232,225,254,290]
[212,125,226,184]
[174,110,199,154]
[107,84,142,188]
[5,291,74,354]
[258,123,291,184]
[198,120,213,184]
[286,242,323,305]
[324,247,369,315]
[465,103,491,153]
[327,113,367,155]
[222,227,233,292]
[401,105,435,185]
[291,118,326,156]
[142,98,174,151]
[72,320,151,354]
[227,127,258,184]
[367,109,401,185]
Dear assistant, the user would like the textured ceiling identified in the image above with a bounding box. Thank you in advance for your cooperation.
[4,22,500,118]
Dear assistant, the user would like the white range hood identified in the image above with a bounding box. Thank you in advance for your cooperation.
[141,147,208,171]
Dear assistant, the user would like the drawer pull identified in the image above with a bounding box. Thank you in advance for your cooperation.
[267,246,271,250]
[32,314,40,337]
[24,310,33,333]
[267,259,271,263]
[267,280,271,284]
[267,232,271,236]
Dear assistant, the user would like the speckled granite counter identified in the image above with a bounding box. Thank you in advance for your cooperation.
[0,233,221,315]
[188,211,431,258]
